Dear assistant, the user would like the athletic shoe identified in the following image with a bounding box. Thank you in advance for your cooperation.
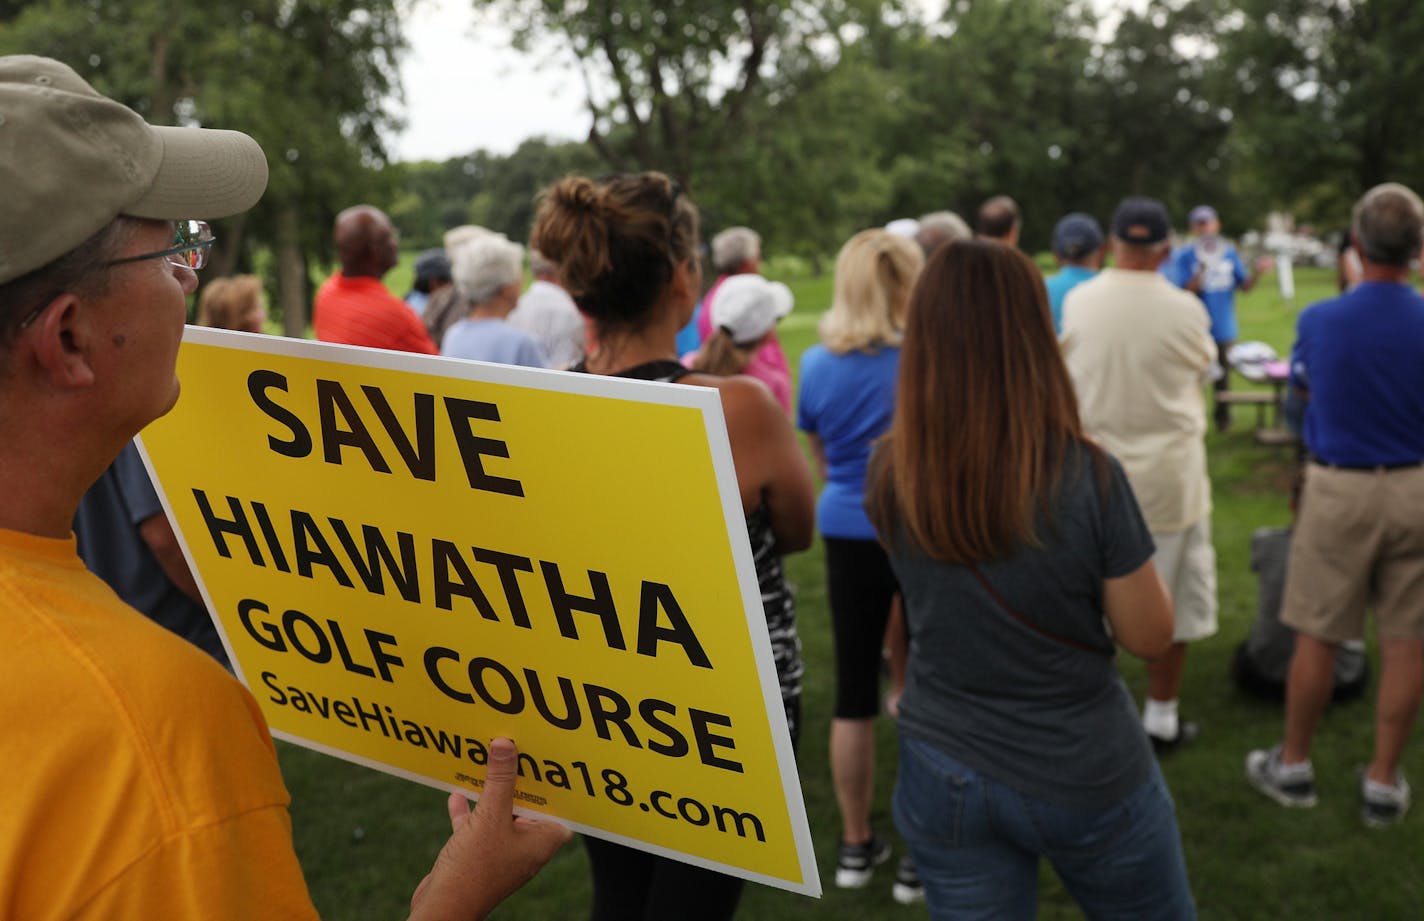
[834,833,891,889]
[891,854,925,905]
[1245,744,1318,808]
[1149,720,1201,756]
[1362,770,1411,828]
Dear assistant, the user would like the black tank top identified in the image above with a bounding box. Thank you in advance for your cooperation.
[567,358,690,383]
[568,356,802,739]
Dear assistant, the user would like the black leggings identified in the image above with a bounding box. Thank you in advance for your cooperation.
[585,837,745,921]
[582,703,799,920]
[824,536,900,719]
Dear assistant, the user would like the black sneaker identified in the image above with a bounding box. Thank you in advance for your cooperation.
[1149,720,1201,756]
[891,854,924,905]
[835,833,891,889]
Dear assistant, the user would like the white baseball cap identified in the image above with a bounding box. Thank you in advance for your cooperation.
[708,274,793,346]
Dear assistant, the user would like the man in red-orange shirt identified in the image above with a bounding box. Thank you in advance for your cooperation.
[314,205,438,353]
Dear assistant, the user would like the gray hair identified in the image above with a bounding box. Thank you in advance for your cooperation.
[711,226,761,274]
[915,211,972,256]
[528,247,559,279]
[1353,183,1424,266]
[451,234,524,306]
[0,216,137,345]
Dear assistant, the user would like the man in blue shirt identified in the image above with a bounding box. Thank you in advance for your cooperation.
[1169,205,1264,430]
[1045,213,1104,333]
[1246,183,1424,828]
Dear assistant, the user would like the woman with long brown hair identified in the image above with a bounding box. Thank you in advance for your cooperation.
[865,240,1195,919]
[531,172,815,921]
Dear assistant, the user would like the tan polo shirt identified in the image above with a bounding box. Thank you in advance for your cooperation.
[1060,267,1217,533]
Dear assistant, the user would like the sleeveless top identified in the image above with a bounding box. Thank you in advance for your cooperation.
[570,358,803,740]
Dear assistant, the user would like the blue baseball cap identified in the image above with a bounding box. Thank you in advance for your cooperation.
[1051,213,1104,260]
[1189,205,1218,225]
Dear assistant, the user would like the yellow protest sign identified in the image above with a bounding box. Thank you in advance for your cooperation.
[138,328,819,896]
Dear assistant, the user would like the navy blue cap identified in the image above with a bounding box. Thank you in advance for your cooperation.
[413,248,452,283]
[1111,197,1171,245]
[1052,213,1104,260]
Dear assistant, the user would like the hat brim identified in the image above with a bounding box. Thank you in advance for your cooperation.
[125,126,269,220]
[766,280,794,322]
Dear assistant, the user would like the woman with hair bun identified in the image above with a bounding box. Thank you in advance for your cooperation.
[531,172,815,921]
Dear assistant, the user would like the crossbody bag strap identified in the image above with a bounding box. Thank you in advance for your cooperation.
[968,563,1112,658]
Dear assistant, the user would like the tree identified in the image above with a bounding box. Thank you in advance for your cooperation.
[694,38,905,260]
[469,0,887,189]
[0,0,406,335]
[1076,0,1246,230]
[873,0,1105,248]
[1217,0,1424,224]
[389,139,601,252]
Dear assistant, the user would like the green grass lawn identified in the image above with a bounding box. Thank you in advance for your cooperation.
[279,261,1424,918]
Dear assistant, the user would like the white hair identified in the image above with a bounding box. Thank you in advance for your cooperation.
[711,226,761,274]
[451,234,524,306]
[443,224,492,253]
[916,211,972,252]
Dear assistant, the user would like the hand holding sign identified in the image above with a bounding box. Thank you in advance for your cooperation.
[409,737,572,921]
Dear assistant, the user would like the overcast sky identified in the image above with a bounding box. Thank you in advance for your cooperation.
[393,0,588,161]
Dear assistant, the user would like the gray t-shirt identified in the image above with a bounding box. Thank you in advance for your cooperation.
[886,443,1156,809]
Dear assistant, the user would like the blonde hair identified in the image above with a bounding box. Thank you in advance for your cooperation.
[196,275,264,331]
[692,330,754,377]
[818,229,923,354]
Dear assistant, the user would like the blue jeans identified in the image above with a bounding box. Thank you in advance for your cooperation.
[893,735,1195,920]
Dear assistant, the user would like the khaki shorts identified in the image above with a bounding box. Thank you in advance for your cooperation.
[1153,517,1219,643]
[1282,463,1424,642]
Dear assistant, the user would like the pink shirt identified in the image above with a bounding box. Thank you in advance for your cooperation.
[696,274,792,413]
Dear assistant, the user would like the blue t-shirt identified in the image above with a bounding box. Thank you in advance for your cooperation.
[1168,239,1247,342]
[74,441,228,665]
[1291,281,1424,466]
[796,343,900,540]
[675,303,704,358]
[441,318,548,368]
[1045,265,1097,333]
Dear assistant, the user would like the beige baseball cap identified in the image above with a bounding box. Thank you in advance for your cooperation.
[0,55,269,284]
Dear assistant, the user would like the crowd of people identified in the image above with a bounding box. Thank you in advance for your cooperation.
[7,51,1424,921]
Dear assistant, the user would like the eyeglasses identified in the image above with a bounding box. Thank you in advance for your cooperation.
[14,220,215,332]
[107,220,216,271]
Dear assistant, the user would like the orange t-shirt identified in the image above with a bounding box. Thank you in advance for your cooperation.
[0,529,319,920]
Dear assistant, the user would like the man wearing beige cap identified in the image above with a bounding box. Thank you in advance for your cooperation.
[0,55,566,920]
